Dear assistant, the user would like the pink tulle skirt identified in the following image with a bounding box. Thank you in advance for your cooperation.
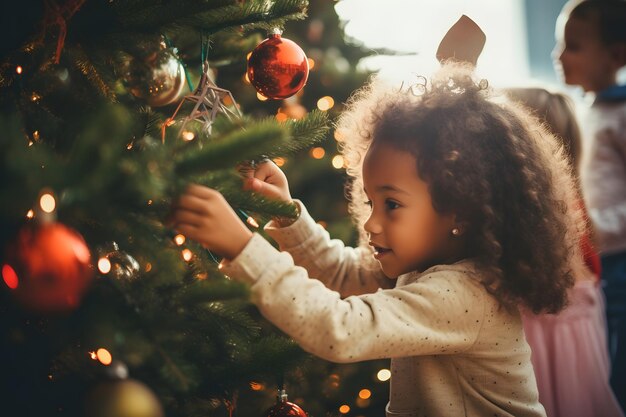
[522,281,624,417]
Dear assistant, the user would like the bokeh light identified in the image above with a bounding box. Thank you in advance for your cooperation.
[377,368,391,381]
[39,192,56,213]
[2,264,19,289]
[98,257,112,274]
[317,96,335,111]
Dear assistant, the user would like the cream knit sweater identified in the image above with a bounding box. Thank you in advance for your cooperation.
[220,202,546,417]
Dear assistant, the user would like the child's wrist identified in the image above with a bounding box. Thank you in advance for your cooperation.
[272,201,300,227]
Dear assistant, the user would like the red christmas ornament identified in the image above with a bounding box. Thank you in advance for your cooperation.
[247,31,309,100]
[264,390,307,417]
[2,222,93,313]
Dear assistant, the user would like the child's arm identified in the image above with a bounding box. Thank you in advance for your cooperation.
[169,183,390,297]
[585,125,626,253]
[242,160,391,296]
[264,200,391,297]
[221,248,488,363]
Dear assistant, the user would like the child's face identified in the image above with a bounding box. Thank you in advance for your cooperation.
[554,15,618,92]
[362,142,458,277]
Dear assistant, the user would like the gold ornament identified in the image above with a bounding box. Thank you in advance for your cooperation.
[120,41,186,107]
[84,379,164,417]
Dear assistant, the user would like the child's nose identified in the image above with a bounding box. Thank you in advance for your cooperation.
[551,44,564,63]
[364,212,383,235]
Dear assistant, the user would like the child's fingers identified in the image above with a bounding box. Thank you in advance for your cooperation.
[243,177,285,200]
[242,177,264,192]
[251,161,278,183]
[173,194,211,215]
[171,208,205,227]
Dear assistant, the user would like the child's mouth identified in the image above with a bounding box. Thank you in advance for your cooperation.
[373,246,391,259]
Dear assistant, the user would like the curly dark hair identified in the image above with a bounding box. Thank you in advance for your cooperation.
[336,63,586,314]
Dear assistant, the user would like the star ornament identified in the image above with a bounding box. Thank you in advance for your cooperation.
[161,62,241,143]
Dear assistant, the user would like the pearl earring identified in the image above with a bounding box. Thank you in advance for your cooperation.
[451,228,460,236]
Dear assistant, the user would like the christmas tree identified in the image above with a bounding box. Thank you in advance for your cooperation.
[0,1,332,416]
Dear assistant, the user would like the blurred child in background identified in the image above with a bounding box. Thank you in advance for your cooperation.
[554,0,626,406]
[506,87,623,417]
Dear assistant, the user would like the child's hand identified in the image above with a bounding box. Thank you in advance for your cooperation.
[169,184,253,260]
[242,159,292,203]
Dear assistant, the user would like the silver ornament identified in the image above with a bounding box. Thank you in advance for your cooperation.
[98,242,141,280]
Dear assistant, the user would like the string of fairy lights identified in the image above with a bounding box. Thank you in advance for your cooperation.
[246,368,392,416]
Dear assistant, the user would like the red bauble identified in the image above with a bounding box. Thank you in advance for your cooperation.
[2,222,93,313]
[247,33,309,100]
[264,400,307,417]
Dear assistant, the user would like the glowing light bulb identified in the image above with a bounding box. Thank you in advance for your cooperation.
[310,147,325,159]
[308,58,315,69]
[332,155,345,169]
[39,192,56,213]
[173,234,185,246]
[181,131,195,141]
[317,96,335,111]
[358,389,371,399]
[182,249,193,262]
[16,66,23,74]
[273,157,286,167]
[377,368,391,381]
[26,209,34,219]
[339,405,350,414]
[96,348,112,365]
[98,257,112,274]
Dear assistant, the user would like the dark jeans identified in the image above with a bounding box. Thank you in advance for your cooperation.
[602,251,626,409]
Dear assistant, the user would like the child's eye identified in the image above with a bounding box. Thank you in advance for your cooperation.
[385,200,400,210]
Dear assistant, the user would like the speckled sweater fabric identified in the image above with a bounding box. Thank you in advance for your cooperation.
[220,202,546,417]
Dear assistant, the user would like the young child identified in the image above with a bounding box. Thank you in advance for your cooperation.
[506,87,623,417]
[169,64,586,416]
[554,0,626,406]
